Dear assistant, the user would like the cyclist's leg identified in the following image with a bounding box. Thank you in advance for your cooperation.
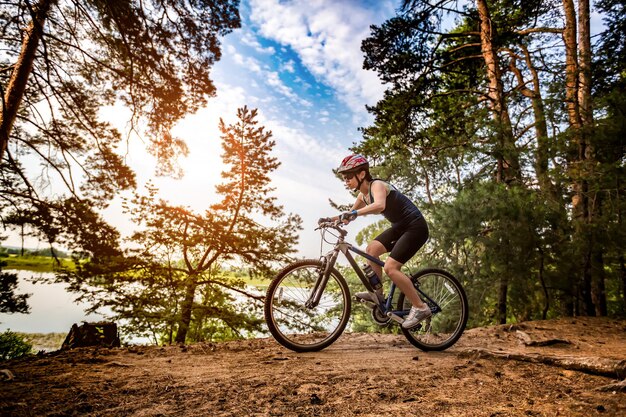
[355,229,397,303]
[383,218,429,308]
[384,257,427,308]
[365,240,387,279]
[369,227,399,279]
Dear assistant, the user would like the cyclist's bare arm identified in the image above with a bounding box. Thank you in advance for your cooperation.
[353,181,386,217]
[351,195,367,212]
[324,182,387,223]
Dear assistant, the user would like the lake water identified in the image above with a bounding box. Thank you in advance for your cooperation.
[0,270,105,334]
[0,270,267,344]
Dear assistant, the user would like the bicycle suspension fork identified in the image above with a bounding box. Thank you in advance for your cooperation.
[305,247,340,308]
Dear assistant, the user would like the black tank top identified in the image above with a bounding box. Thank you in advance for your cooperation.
[363,180,423,226]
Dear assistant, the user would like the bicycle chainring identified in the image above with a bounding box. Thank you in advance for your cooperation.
[371,306,391,325]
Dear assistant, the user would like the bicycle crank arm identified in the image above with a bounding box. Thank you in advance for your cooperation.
[386,312,405,325]
[353,296,386,311]
[354,295,374,304]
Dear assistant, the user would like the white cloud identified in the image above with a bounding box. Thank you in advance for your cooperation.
[240,30,276,54]
[233,52,263,73]
[230,46,313,108]
[293,75,312,90]
[249,0,396,120]
[266,71,313,107]
[281,59,296,73]
[251,111,365,254]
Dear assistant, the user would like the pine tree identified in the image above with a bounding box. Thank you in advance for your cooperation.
[0,0,241,262]
[0,261,30,314]
[58,107,301,344]
[358,0,625,324]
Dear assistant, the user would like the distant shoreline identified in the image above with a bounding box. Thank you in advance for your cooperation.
[1,254,74,273]
[18,331,67,352]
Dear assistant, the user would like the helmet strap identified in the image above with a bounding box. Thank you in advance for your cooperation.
[354,171,366,192]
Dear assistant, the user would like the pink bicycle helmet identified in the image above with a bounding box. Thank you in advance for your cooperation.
[337,154,369,173]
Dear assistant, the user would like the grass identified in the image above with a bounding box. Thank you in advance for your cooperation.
[226,276,272,288]
[2,254,273,288]
[1,255,74,273]
[17,332,67,352]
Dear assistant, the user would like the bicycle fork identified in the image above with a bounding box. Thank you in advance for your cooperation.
[305,249,339,308]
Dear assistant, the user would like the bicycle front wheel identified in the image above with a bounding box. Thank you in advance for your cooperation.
[264,259,351,352]
[397,268,468,351]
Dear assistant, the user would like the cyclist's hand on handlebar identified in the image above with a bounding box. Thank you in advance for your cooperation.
[318,217,332,225]
[338,210,358,224]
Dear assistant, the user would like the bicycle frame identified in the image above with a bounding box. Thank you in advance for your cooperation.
[342,243,398,314]
[265,222,468,352]
[308,224,441,321]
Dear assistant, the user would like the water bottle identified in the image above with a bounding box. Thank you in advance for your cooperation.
[363,264,382,290]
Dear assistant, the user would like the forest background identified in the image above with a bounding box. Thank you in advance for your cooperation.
[0,0,624,348]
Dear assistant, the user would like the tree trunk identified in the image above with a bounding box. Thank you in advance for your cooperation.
[582,246,595,316]
[578,0,605,316]
[577,0,597,316]
[0,0,55,161]
[175,275,198,344]
[577,0,592,127]
[516,45,562,205]
[562,0,582,132]
[592,248,607,316]
[562,0,600,316]
[621,255,626,316]
[459,348,626,379]
[562,0,584,219]
[476,0,520,185]
[529,77,553,195]
[497,276,508,324]
[476,0,520,323]
[538,248,550,320]
[615,176,626,315]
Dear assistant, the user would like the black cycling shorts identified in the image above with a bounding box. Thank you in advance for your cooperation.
[374,216,429,264]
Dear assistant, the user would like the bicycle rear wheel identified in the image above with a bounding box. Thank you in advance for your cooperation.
[397,268,468,351]
[264,259,351,352]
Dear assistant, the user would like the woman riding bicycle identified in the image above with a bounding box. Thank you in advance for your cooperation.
[322,154,431,329]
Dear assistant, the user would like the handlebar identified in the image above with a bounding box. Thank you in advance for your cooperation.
[315,220,348,237]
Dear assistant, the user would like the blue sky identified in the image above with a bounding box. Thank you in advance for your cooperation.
[3,0,400,257]
[100,0,402,257]
[1,1,402,333]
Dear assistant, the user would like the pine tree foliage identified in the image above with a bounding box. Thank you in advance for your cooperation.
[56,107,302,344]
[0,261,30,314]
[0,0,240,259]
[357,0,625,324]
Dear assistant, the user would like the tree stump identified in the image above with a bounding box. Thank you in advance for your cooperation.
[61,322,121,349]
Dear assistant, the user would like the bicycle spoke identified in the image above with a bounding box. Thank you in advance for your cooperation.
[265,260,351,352]
[399,269,468,351]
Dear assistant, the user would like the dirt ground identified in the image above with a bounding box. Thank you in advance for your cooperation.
[1,317,625,416]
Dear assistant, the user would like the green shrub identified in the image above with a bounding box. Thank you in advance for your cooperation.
[0,330,33,360]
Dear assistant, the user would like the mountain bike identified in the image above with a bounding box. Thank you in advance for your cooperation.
[264,220,468,352]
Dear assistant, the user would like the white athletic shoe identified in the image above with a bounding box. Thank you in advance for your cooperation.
[402,306,432,329]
